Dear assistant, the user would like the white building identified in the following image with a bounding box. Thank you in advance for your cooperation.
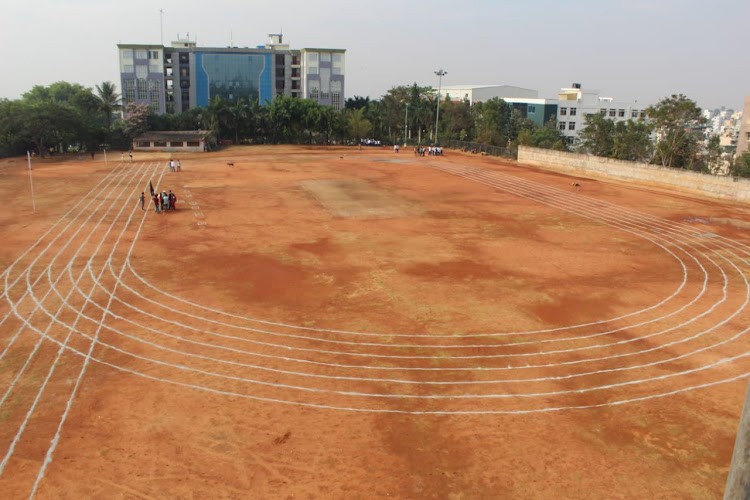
[735,97,750,158]
[556,83,647,145]
[438,85,538,105]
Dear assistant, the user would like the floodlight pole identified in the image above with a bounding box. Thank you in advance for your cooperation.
[27,151,36,213]
[434,69,447,145]
[159,9,165,46]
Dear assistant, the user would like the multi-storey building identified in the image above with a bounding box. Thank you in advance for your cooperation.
[118,34,345,115]
[556,83,647,144]
[439,85,558,127]
[439,85,538,105]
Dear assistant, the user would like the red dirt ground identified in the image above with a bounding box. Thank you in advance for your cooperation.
[1,145,750,498]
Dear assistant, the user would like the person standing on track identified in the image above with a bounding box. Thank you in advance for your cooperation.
[139,192,145,210]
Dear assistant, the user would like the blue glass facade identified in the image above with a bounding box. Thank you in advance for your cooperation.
[195,52,273,106]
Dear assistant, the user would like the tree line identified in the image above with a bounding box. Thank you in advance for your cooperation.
[1,81,746,178]
[0,81,569,158]
[577,94,746,176]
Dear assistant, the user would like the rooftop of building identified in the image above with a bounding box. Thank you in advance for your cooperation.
[134,130,213,141]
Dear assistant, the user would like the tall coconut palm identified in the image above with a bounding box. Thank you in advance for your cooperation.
[95,81,122,131]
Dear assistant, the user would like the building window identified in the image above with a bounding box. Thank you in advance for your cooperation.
[321,92,330,100]
[186,141,200,147]
[569,122,576,130]
[332,53,344,75]
[306,52,319,75]
[618,109,625,117]
[276,54,285,65]
[559,122,566,131]
[149,51,159,59]
[560,107,567,116]
[609,109,616,117]
[310,88,319,100]
[600,109,607,115]
[154,141,167,147]
[137,141,150,147]
[570,107,577,116]
[135,50,148,59]
[123,64,134,73]
[137,79,147,99]
[528,105,536,113]
[148,80,160,112]
[320,52,331,63]
[121,49,133,61]
[124,79,136,104]
[631,110,639,118]
[332,92,341,110]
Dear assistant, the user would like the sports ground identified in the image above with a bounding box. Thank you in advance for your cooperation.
[1,145,750,497]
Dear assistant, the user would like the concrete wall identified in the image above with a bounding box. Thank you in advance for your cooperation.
[517,146,750,203]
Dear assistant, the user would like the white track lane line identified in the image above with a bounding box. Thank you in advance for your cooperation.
[0,162,133,322]
[0,167,143,359]
[0,163,159,478]
[120,161,723,338]
[28,182,750,397]
[28,164,168,498]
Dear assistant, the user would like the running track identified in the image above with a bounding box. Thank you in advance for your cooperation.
[1,157,750,495]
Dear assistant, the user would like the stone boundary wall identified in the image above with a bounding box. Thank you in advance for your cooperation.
[517,146,750,203]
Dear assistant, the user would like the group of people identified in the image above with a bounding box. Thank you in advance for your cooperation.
[139,186,177,214]
[169,159,182,172]
[414,146,444,156]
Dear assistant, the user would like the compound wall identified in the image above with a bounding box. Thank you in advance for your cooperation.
[517,146,750,203]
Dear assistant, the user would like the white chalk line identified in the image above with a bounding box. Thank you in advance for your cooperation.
[17,162,750,400]
[29,163,168,498]
[0,163,154,376]
[0,164,137,325]
[42,254,750,390]
[0,166,145,360]
[0,163,159,478]
[119,156,740,339]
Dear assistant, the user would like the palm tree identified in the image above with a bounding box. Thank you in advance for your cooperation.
[95,81,121,131]
[347,108,372,148]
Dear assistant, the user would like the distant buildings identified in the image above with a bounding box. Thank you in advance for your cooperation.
[737,97,750,157]
[556,84,646,144]
[438,85,557,127]
[439,85,537,105]
[118,34,345,115]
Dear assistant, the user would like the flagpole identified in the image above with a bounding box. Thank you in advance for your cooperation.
[27,151,36,213]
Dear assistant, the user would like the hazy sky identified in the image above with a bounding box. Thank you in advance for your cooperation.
[0,0,747,110]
